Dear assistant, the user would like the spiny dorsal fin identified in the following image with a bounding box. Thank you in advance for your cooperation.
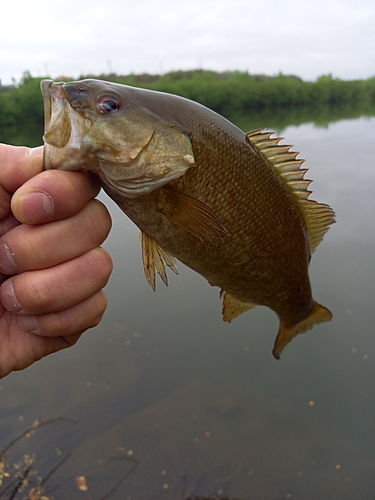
[246,129,335,253]
[162,188,230,243]
[220,290,257,322]
[140,231,178,291]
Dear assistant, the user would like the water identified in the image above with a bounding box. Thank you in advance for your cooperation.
[0,116,374,499]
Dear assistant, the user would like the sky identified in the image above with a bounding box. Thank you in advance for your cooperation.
[1,0,374,86]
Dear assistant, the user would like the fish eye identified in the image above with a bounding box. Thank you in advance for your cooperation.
[97,97,122,114]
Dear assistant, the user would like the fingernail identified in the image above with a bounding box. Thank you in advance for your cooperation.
[1,280,21,311]
[28,146,44,156]
[0,244,18,274]
[17,315,39,333]
[16,192,54,222]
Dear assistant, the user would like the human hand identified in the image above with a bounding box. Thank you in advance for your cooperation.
[0,144,113,378]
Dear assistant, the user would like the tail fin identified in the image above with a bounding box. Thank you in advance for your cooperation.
[273,301,332,359]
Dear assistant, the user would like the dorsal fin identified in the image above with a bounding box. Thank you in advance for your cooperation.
[246,129,335,253]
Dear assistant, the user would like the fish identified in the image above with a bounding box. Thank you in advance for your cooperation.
[40,78,335,358]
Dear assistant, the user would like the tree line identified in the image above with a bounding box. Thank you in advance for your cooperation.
[1,70,374,146]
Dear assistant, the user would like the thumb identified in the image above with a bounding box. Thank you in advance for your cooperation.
[0,145,44,194]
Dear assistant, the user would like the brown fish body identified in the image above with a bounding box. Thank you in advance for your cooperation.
[105,130,312,322]
[41,79,335,357]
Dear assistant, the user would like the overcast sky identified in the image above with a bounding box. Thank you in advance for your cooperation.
[1,0,374,85]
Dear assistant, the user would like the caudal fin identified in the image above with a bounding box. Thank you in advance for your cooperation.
[273,301,332,359]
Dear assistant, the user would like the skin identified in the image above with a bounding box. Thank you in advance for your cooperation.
[0,144,113,378]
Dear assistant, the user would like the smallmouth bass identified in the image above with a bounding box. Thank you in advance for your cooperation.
[41,79,335,358]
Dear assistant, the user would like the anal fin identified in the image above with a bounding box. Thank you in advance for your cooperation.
[220,290,257,322]
[141,231,178,291]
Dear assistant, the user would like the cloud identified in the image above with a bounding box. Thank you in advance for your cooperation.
[1,0,374,84]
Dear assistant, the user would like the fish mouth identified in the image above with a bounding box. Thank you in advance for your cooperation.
[40,80,54,137]
[41,80,95,171]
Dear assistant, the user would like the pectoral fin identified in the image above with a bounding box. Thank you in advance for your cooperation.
[140,231,178,291]
[162,188,230,243]
[220,290,257,322]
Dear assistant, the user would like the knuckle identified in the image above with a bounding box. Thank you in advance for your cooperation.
[26,275,55,311]
[85,200,112,243]
[85,247,113,287]
[99,249,114,281]
[91,292,108,326]
[53,291,107,334]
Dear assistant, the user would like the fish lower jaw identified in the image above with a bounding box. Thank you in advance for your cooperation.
[43,144,96,171]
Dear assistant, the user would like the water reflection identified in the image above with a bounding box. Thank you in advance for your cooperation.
[1,117,374,499]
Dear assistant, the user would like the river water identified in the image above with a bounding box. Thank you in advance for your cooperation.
[0,116,374,499]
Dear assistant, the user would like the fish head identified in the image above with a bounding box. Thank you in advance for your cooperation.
[41,79,194,198]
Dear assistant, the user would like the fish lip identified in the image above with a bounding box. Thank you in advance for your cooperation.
[40,79,67,135]
[41,79,70,170]
[41,80,96,171]
[40,79,54,133]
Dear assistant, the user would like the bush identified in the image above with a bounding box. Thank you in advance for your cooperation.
[1,70,374,146]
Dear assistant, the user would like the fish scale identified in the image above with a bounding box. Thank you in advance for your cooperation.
[179,126,306,297]
[41,79,335,358]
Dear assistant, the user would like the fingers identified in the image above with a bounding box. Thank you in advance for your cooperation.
[0,213,20,238]
[0,145,44,194]
[17,291,108,340]
[0,247,113,316]
[0,296,101,378]
[11,169,101,225]
[0,145,43,220]
[0,144,115,378]
[0,199,112,274]
[0,144,101,224]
